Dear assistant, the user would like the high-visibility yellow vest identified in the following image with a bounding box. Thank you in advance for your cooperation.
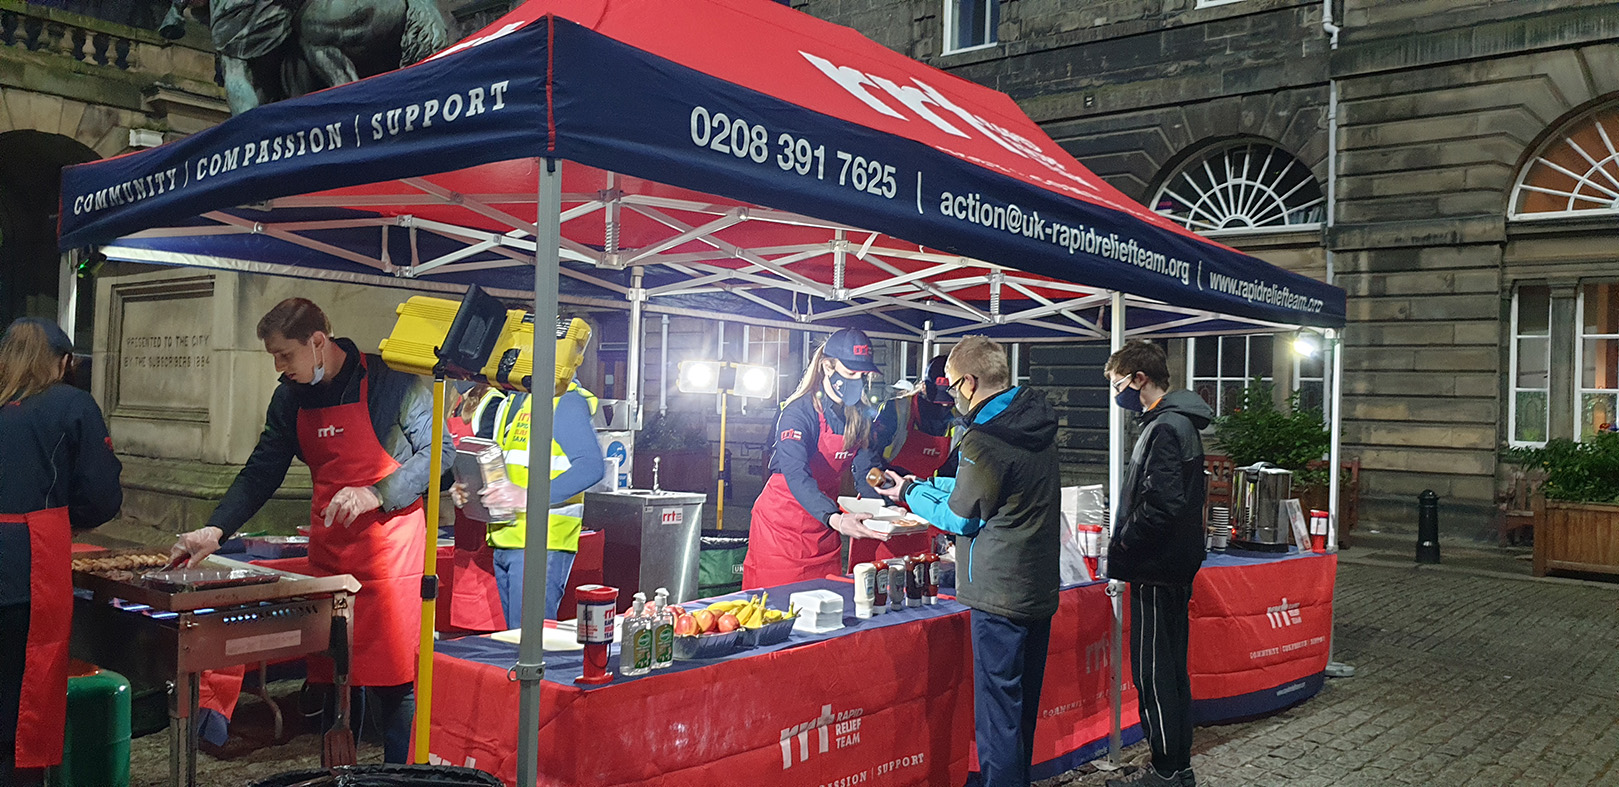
[488,382,599,552]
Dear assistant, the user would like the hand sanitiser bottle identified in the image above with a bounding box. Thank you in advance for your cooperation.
[621,593,653,677]
[652,588,675,669]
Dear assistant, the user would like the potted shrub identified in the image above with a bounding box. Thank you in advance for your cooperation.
[1503,432,1619,578]
[631,411,714,493]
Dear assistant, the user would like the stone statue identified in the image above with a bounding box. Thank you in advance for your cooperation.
[160,0,451,115]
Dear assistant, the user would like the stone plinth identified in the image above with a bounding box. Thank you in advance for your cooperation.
[93,267,429,534]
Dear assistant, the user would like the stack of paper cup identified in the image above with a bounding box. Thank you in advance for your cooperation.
[1208,506,1231,550]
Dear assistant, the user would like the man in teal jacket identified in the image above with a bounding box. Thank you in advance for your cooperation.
[878,335,1060,787]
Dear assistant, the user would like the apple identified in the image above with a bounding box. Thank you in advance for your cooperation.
[693,609,716,634]
[716,613,740,633]
[674,613,698,637]
[666,605,685,618]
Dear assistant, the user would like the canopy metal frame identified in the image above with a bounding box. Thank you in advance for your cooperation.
[117,172,1303,347]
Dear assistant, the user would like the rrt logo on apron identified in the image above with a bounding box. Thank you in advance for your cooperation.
[317,425,345,438]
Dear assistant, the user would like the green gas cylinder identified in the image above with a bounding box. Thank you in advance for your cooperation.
[57,665,131,787]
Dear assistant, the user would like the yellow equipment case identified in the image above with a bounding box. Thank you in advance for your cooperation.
[379,286,589,394]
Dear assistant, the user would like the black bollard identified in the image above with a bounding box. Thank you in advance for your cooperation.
[1416,490,1440,564]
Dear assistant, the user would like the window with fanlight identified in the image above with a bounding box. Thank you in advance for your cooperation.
[1511,105,1619,220]
[1152,142,1325,236]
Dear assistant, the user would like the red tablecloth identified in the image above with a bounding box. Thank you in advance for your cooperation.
[420,551,1336,786]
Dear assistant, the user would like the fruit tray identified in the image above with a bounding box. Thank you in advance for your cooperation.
[672,630,741,661]
[738,616,795,648]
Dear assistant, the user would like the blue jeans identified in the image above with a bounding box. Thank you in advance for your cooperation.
[969,609,1053,787]
[493,548,577,627]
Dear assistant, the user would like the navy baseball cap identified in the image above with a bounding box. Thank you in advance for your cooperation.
[922,355,954,405]
[822,328,879,373]
[6,317,73,355]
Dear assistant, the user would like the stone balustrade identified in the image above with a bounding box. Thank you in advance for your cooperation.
[1,6,139,71]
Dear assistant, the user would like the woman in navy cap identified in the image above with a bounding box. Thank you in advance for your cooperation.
[0,319,122,787]
[850,355,960,566]
[742,328,890,588]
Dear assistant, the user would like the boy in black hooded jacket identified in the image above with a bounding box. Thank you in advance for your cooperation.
[1104,341,1213,787]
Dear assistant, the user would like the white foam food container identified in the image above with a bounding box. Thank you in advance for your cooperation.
[789,589,845,634]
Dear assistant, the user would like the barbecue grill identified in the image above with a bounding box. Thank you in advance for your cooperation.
[71,549,359,787]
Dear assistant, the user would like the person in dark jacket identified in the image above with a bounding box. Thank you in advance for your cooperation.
[851,354,960,565]
[1104,340,1212,787]
[0,318,122,787]
[879,336,1060,787]
[171,298,452,763]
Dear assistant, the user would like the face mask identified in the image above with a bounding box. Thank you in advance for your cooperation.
[829,371,865,408]
[1113,377,1144,412]
[947,375,971,417]
[307,340,326,386]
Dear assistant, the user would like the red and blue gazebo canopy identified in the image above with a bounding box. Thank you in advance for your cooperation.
[59,0,1343,340]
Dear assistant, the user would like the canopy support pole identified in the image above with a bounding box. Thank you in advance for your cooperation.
[516,158,562,787]
[58,250,79,345]
[1105,291,1126,765]
[922,320,935,366]
[628,267,645,422]
[1324,327,1355,678]
[660,314,670,415]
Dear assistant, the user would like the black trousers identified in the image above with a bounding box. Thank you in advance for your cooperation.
[0,602,41,787]
[1129,583,1194,775]
[970,609,1052,787]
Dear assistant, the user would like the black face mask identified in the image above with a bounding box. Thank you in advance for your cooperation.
[829,371,866,408]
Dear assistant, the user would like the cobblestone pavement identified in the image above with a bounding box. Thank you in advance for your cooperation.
[1044,560,1619,787]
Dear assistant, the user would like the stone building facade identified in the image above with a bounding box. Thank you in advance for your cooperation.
[0,0,225,338]
[800,0,1619,539]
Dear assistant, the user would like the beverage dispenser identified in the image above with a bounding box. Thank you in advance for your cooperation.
[1230,463,1293,550]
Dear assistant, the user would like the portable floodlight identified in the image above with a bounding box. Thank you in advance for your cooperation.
[674,359,778,528]
[677,360,721,395]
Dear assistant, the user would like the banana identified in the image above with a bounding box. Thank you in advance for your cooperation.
[707,600,744,614]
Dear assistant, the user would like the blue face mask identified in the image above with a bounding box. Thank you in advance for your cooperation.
[1113,377,1144,412]
[830,371,866,408]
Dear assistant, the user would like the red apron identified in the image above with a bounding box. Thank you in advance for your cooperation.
[446,512,504,632]
[298,356,426,687]
[442,405,506,632]
[5,507,72,769]
[742,406,852,589]
[849,399,952,566]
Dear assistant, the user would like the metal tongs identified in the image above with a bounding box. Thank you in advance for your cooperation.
[161,550,190,572]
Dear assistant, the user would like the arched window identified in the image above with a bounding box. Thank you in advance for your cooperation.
[1151,141,1324,235]
[1511,104,1619,220]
